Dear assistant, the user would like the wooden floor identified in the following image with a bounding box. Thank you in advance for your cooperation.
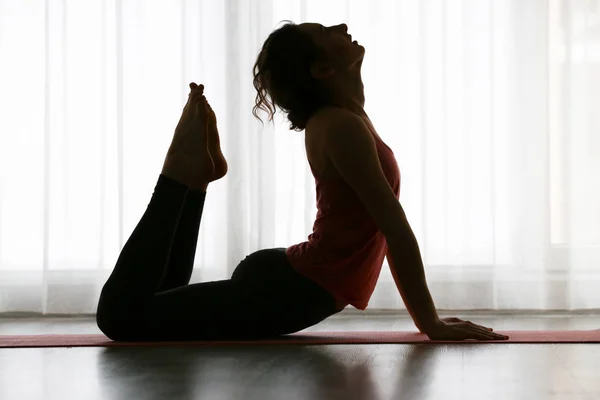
[1,311,600,400]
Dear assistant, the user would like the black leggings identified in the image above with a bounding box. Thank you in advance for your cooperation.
[96,174,341,341]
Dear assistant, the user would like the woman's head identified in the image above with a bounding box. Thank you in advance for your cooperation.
[252,21,365,131]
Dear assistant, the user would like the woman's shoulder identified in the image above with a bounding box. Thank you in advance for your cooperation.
[306,106,356,135]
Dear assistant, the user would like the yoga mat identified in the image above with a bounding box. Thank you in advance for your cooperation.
[1,330,600,348]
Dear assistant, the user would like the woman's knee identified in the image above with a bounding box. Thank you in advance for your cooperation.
[96,310,136,341]
[96,299,119,340]
[96,309,118,340]
[96,290,133,341]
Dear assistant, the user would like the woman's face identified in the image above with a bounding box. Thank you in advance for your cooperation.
[298,22,365,77]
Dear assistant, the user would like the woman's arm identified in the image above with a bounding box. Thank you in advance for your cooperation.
[386,232,439,334]
[322,107,508,341]
[321,107,439,333]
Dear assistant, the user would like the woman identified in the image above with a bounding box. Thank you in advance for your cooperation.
[96,21,508,342]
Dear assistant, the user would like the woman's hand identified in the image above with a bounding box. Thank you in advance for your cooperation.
[425,317,509,341]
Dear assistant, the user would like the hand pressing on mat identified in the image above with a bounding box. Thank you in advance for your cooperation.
[425,317,509,341]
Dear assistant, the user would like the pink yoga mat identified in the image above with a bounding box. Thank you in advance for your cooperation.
[1,330,600,348]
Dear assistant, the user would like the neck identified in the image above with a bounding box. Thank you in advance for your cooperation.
[326,69,366,118]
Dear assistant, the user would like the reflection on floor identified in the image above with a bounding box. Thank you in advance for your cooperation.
[1,311,599,400]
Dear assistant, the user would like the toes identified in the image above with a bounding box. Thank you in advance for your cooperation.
[189,83,204,97]
[192,89,205,101]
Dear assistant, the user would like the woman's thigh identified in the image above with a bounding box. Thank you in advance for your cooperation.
[230,247,341,333]
[103,248,339,341]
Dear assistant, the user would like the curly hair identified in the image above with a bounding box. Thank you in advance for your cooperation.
[252,20,332,132]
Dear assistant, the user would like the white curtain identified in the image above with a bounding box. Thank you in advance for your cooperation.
[0,0,598,314]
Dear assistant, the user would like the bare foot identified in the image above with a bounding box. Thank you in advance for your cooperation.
[205,101,228,182]
[161,83,214,191]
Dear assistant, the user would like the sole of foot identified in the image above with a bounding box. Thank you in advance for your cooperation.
[206,102,228,183]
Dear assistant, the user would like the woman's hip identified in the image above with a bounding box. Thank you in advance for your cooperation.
[231,247,339,315]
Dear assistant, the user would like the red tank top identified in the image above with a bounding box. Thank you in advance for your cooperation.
[285,129,401,310]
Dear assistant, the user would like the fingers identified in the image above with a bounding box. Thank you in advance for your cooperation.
[452,318,493,332]
[431,319,509,341]
[461,323,508,340]
[442,317,463,323]
[466,320,490,330]
[443,317,503,336]
[466,321,498,333]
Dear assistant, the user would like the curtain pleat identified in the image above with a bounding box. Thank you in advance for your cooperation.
[0,0,598,313]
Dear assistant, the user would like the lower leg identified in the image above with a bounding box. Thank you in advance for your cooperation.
[157,85,228,291]
[98,83,212,315]
[99,175,188,302]
[156,188,206,291]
